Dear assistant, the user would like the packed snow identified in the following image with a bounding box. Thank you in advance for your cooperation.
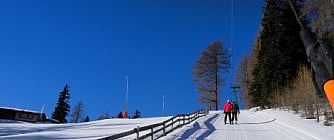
[161,109,334,140]
[1,108,334,140]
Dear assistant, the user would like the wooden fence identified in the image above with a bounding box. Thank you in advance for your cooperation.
[98,109,209,140]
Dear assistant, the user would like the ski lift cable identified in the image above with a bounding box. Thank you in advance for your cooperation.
[231,0,233,50]
[286,0,304,29]
[230,0,234,74]
[230,0,237,102]
[262,0,303,29]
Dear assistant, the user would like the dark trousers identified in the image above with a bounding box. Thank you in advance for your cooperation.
[232,112,238,122]
[224,112,231,124]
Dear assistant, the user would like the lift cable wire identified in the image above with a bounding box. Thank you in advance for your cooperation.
[286,0,304,29]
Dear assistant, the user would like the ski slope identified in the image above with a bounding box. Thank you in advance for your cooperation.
[161,109,334,140]
[1,109,334,140]
[0,117,171,140]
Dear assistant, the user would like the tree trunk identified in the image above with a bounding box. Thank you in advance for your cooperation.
[331,107,334,122]
[315,96,319,122]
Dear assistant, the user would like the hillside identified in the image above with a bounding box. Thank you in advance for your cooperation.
[0,116,171,140]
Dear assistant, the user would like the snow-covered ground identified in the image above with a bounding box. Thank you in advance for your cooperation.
[161,109,334,140]
[1,108,334,140]
[0,117,171,140]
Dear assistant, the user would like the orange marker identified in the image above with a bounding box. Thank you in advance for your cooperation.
[324,79,334,110]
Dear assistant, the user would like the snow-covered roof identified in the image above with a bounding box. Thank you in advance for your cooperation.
[0,107,42,114]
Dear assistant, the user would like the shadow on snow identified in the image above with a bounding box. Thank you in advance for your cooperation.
[177,114,219,140]
[238,119,276,125]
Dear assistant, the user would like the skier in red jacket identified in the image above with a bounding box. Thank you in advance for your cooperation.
[223,100,233,124]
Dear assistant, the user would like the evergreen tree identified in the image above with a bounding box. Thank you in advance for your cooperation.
[249,0,308,107]
[193,40,231,110]
[117,112,123,118]
[52,84,71,123]
[83,116,90,122]
[132,109,141,119]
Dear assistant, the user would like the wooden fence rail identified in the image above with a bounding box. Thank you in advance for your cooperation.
[98,109,209,140]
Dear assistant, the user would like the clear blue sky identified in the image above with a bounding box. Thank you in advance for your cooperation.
[0,0,264,120]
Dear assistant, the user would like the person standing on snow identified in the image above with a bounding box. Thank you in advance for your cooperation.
[223,100,233,124]
[231,101,240,124]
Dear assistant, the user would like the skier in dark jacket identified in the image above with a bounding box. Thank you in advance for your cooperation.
[223,100,233,124]
[231,101,240,124]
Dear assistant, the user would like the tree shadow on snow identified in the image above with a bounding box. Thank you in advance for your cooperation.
[195,114,219,140]
[177,121,201,140]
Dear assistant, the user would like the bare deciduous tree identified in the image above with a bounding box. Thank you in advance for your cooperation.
[69,100,85,123]
[302,0,334,44]
[193,40,231,110]
[235,55,249,108]
[96,111,111,120]
[291,66,318,119]
[279,66,323,120]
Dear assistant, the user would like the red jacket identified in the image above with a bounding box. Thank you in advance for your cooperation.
[224,102,233,112]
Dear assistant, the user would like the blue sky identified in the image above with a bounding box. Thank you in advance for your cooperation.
[0,0,264,120]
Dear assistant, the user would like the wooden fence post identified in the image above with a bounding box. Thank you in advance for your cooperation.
[189,114,192,122]
[163,123,166,136]
[150,126,153,140]
[172,118,174,130]
[136,126,140,140]
[98,109,209,140]
[190,114,192,123]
